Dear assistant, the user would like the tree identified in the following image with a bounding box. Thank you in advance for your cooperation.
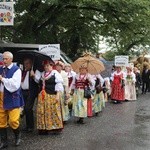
[1,0,150,59]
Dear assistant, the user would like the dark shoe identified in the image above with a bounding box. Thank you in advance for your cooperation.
[0,128,8,149]
[125,99,129,102]
[13,127,21,146]
[77,119,81,124]
[52,129,63,135]
[95,112,99,116]
[38,130,48,135]
[79,120,85,124]
[0,143,8,149]
[77,118,85,124]
[63,121,67,125]
[22,127,33,133]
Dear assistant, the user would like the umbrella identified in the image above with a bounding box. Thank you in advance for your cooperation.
[71,54,105,74]
[15,50,54,71]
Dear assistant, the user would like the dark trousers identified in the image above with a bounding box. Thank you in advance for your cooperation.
[142,81,149,93]
[22,90,36,129]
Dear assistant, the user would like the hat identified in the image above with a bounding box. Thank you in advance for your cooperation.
[55,61,64,68]
[0,61,3,66]
[64,63,71,68]
[42,60,54,66]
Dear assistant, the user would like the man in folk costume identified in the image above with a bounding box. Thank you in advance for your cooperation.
[21,58,39,133]
[0,51,24,149]
[141,65,150,94]
[55,61,70,123]
[71,65,95,124]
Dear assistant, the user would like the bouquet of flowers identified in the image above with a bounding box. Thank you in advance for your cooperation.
[126,75,133,82]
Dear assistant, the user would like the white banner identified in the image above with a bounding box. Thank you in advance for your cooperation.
[0,2,14,26]
[115,55,129,67]
[39,44,60,61]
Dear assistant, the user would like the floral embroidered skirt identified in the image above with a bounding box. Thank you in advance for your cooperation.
[60,92,70,121]
[93,91,105,113]
[72,89,88,118]
[37,92,63,130]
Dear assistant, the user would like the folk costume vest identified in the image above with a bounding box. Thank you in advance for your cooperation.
[39,73,57,95]
[0,65,24,110]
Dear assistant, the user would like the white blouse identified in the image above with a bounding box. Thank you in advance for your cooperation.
[34,69,64,92]
[72,73,95,90]
[66,70,76,90]
[111,71,126,81]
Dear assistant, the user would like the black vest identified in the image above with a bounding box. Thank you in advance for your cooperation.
[39,74,57,95]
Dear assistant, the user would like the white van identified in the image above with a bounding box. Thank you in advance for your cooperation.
[0,43,72,64]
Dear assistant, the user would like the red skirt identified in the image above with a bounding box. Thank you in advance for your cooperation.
[111,83,125,101]
[87,99,93,117]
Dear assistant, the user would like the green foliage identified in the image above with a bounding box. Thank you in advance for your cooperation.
[1,0,150,59]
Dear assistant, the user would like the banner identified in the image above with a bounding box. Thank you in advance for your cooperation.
[115,55,129,67]
[39,44,60,61]
[0,2,14,26]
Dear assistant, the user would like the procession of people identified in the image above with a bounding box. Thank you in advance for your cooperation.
[0,50,149,149]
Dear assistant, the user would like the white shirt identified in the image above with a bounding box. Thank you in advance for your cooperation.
[0,63,22,93]
[21,71,30,90]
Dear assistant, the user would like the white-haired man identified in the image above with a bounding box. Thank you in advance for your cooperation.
[0,51,24,149]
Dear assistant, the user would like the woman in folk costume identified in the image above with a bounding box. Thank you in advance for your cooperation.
[125,66,137,101]
[103,77,111,102]
[64,64,76,92]
[64,64,76,114]
[71,65,95,124]
[111,66,125,104]
[55,61,70,123]
[93,74,105,116]
[33,60,64,134]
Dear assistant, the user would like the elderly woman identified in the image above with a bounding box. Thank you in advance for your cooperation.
[33,60,64,134]
[125,67,136,101]
[55,61,70,123]
[93,74,105,116]
[64,64,76,91]
[111,66,125,103]
[64,64,76,114]
[71,65,95,124]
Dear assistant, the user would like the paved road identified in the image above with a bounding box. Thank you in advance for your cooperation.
[5,93,150,150]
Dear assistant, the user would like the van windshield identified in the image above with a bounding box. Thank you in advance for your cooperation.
[60,51,72,64]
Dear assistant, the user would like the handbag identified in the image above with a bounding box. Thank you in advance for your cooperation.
[121,79,125,88]
[95,84,103,94]
[95,77,103,94]
[84,86,92,99]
